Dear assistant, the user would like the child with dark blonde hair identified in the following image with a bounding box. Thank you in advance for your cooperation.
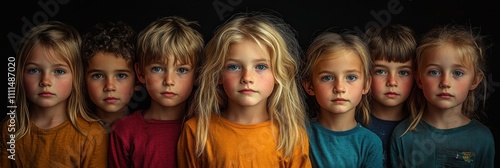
[0,21,108,167]
[302,31,382,167]
[390,24,495,167]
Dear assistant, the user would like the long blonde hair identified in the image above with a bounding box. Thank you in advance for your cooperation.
[405,24,487,134]
[190,11,307,158]
[15,21,95,139]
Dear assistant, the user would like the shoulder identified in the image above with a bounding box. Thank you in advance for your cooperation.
[391,117,412,135]
[76,117,106,137]
[467,120,494,139]
[358,125,382,141]
[184,116,198,128]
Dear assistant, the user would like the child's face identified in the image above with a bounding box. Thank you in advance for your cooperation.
[305,50,369,115]
[137,56,195,108]
[371,59,414,107]
[24,45,73,109]
[417,44,480,110]
[85,52,135,114]
[221,39,275,109]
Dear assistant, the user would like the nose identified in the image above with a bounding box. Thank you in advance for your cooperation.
[163,71,175,86]
[241,68,254,84]
[387,73,397,87]
[39,72,52,87]
[333,79,345,94]
[439,73,451,88]
[103,78,116,92]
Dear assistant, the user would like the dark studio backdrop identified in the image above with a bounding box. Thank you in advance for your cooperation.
[3,0,499,163]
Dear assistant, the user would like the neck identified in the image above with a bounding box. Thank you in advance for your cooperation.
[143,101,185,120]
[317,108,357,131]
[422,102,470,129]
[30,103,69,129]
[223,101,269,125]
[95,107,129,126]
[370,101,407,121]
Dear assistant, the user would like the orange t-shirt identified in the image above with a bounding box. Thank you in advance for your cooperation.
[177,115,311,168]
[0,117,108,167]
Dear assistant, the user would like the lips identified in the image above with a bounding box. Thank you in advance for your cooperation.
[437,93,454,98]
[239,89,256,94]
[162,92,177,97]
[384,92,399,98]
[332,98,348,103]
[104,97,118,103]
[38,92,54,97]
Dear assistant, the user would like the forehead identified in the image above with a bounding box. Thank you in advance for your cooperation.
[420,44,473,68]
[27,45,67,65]
[314,50,363,72]
[227,39,270,61]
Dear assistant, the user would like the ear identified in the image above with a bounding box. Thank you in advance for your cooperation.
[415,73,424,89]
[302,80,315,96]
[362,76,371,95]
[135,63,146,84]
[470,72,484,90]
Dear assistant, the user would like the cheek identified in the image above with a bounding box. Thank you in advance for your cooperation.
[23,76,38,96]
[312,84,331,99]
[400,78,415,92]
[371,78,386,93]
[86,81,103,99]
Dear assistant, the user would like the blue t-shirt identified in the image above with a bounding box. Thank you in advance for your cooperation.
[390,118,495,168]
[307,119,383,168]
[366,113,406,168]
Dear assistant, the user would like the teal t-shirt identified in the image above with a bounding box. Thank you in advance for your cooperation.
[307,119,383,168]
[390,118,495,168]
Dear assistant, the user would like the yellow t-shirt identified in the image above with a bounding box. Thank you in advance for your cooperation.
[0,116,108,168]
[177,115,311,168]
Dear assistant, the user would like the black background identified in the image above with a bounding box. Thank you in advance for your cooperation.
[3,0,499,163]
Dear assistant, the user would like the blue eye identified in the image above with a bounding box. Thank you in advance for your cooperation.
[453,71,464,77]
[27,68,40,74]
[374,69,387,75]
[320,76,333,82]
[346,75,357,81]
[151,67,163,73]
[227,64,239,71]
[428,70,440,76]
[116,73,128,79]
[177,68,189,74]
[54,69,66,75]
[399,70,411,76]
[256,64,268,70]
[92,74,104,79]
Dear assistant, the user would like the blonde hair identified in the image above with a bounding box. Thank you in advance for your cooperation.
[405,24,487,133]
[190,11,307,158]
[15,21,95,139]
[302,31,372,126]
[136,16,204,72]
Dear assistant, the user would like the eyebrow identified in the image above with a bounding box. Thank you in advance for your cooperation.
[25,62,70,68]
[317,69,362,74]
[86,69,133,73]
[373,64,413,69]
[225,58,269,63]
